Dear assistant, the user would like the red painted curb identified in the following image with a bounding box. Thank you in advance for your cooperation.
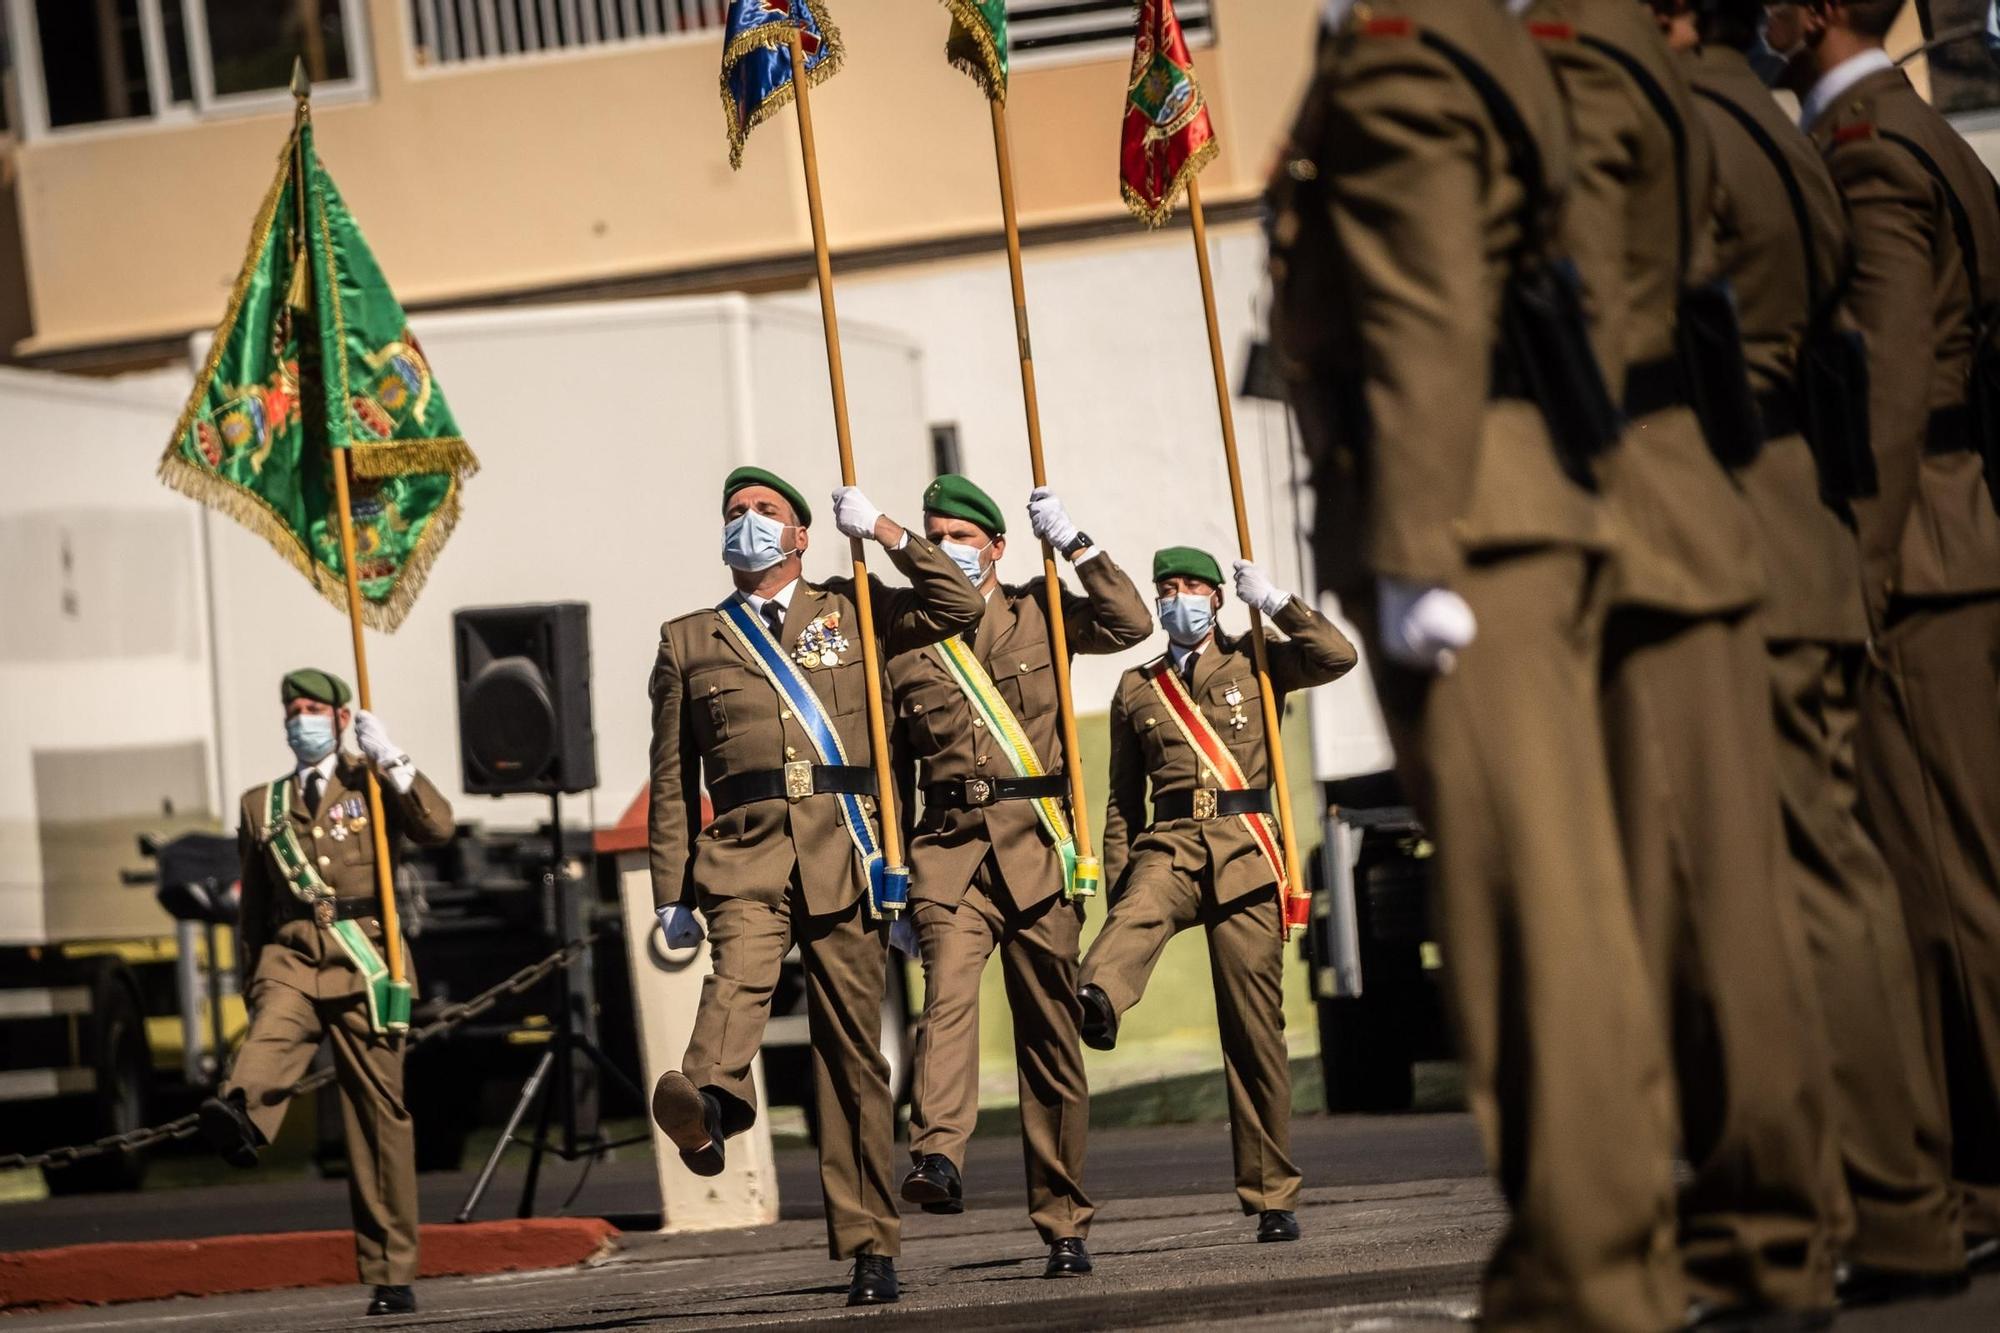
[0,1217,618,1312]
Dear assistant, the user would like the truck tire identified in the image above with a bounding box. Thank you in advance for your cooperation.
[45,964,151,1194]
[1316,942,1421,1114]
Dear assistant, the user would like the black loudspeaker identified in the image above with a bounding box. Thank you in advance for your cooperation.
[454,602,597,795]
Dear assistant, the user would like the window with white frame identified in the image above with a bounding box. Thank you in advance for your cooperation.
[408,1,729,67]
[1010,0,1213,70]
[1,0,369,139]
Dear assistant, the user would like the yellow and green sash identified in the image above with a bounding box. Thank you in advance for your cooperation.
[260,778,411,1034]
[931,638,1099,900]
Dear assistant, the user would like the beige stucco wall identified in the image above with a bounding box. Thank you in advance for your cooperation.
[7,0,1320,357]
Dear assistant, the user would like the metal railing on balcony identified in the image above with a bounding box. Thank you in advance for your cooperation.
[409,0,727,67]
[1011,0,1213,68]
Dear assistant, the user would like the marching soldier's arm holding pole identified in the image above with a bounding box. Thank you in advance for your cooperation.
[1043,547,1153,656]
[369,764,456,849]
[852,527,987,655]
[1256,596,1359,699]
[1100,686,1148,896]
[647,630,705,913]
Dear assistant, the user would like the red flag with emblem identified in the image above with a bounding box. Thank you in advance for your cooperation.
[1120,0,1218,227]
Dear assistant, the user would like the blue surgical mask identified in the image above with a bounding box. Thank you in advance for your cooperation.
[286,714,337,766]
[1158,594,1215,647]
[721,510,793,572]
[1750,9,1802,87]
[940,539,988,587]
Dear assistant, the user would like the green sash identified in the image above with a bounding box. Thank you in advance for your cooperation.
[260,778,411,1034]
[930,638,1099,900]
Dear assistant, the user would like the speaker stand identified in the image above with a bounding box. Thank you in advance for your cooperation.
[454,793,648,1222]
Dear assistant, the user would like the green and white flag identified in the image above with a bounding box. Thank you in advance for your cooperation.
[943,0,1007,102]
[159,99,475,632]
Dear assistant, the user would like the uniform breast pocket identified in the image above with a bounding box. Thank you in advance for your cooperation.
[688,670,744,747]
[995,643,1057,719]
[827,660,872,717]
[898,686,958,755]
[1132,704,1173,769]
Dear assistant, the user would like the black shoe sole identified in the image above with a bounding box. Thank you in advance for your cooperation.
[847,1289,900,1306]
[197,1099,259,1169]
[651,1072,724,1177]
[1044,1263,1094,1278]
[900,1173,964,1214]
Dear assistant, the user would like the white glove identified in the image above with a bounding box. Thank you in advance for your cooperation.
[1232,560,1294,618]
[658,904,706,950]
[1027,487,1081,550]
[832,486,884,541]
[352,709,416,793]
[1378,577,1477,673]
[889,915,921,960]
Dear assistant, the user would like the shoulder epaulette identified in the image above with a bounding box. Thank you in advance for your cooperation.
[1527,20,1576,41]
[1832,122,1875,145]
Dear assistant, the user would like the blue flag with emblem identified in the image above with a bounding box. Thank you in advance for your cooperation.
[721,0,845,169]
[716,597,902,917]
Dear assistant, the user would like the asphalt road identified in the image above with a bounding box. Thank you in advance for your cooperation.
[7,1114,1999,1330]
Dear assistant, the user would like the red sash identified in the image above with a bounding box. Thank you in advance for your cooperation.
[1144,659,1289,894]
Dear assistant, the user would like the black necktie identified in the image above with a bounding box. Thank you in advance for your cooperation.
[303,770,323,814]
[762,600,786,641]
[1181,651,1199,689]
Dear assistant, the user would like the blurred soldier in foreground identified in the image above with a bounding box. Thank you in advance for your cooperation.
[199,668,453,1318]
[1077,546,1352,1243]
[1783,0,2000,1278]
[645,468,982,1308]
[888,474,1148,1277]
[1271,3,1685,1328]
[1661,0,1967,1303]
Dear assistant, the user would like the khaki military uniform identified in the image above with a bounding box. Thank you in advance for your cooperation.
[889,553,1149,1243]
[1080,600,1354,1221]
[1692,47,1959,1277]
[648,535,983,1260]
[1272,5,1685,1328]
[227,758,454,1288]
[1814,65,2000,1240]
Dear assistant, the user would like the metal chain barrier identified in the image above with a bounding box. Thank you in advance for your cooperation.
[1,930,602,1175]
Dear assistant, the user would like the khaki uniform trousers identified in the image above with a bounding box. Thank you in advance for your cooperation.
[909,855,1093,1243]
[682,883,900,1259]
[1857,594,2000,1239]
[1603,606,1839,1312]
[1772,639,1962,1273]
[1080,874,1297,1217]
[1366,549,1684,1333]
[224,973,419,1287]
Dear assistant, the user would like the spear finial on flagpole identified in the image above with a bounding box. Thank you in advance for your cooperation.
[291,55,311,103]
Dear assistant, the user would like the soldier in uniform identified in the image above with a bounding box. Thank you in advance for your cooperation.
[646,467,983,1308]
[887,474,1150,1278]
[198,668,453,1319]
[1269,4,1687,1328]
[1075,546,1354,1246]
[1662,0,1967,1300]
[1529,2,1840,1319]
[1782,0,2000,1279]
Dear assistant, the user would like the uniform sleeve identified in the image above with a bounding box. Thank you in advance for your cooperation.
[1101,685,1146,896]
[1262,598,1359,698]
[1828,136,1941,597]
[647,625,702,911]
[1051,551,1153,655]
[381,770,454,848]
[1547,42,1645,397]
[874,533,986,654]
[235,791,271,986]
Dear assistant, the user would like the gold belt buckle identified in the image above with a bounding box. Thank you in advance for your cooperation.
[784,760,814,801]
[313,897,335,927]
[1192,787,1219,821]
[964,778,994,808]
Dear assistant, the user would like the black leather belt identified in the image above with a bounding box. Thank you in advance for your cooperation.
[1623,355,1687,419]
[924,775,1067,811]
[284,895,377,925]
[1152,787,1272,822]
[1927,404,1974,455]
[1757,386,1799,443]
[710,763,877,816]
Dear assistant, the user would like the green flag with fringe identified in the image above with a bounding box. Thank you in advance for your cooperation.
[159,100,475,632]
[942,0,1007,102]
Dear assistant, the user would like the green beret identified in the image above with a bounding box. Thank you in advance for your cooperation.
[722,466,812,528]
[922,473,1005,536]
[1152,545,1224,589]
[281,667,352,707]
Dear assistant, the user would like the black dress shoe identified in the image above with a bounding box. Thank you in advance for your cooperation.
[1044,1237,1093,1278]
[365,1284,416,1316]
[1684,1302,1831,1331]
[900,1153,964,1215]
[847,1254,899,1306]
[651,1071,725,1178]
[1836,1261,1970,1308]
[1078,984,1118,1052]
[1968,1233,2000,1274]
[197,1094,260,1169]
[1256,1209,1301,1243]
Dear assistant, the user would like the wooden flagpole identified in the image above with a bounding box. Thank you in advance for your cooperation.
[294,65,407,987]
[786,30,909,905]
[1184,176,1306,937]
[986,99,1098,896]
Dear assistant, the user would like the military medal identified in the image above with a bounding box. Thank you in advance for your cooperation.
[793,611,850,670]
[314,897,335,927]
[1224,684,1244,707]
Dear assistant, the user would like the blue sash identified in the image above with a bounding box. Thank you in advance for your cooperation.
[717,597,898,917]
